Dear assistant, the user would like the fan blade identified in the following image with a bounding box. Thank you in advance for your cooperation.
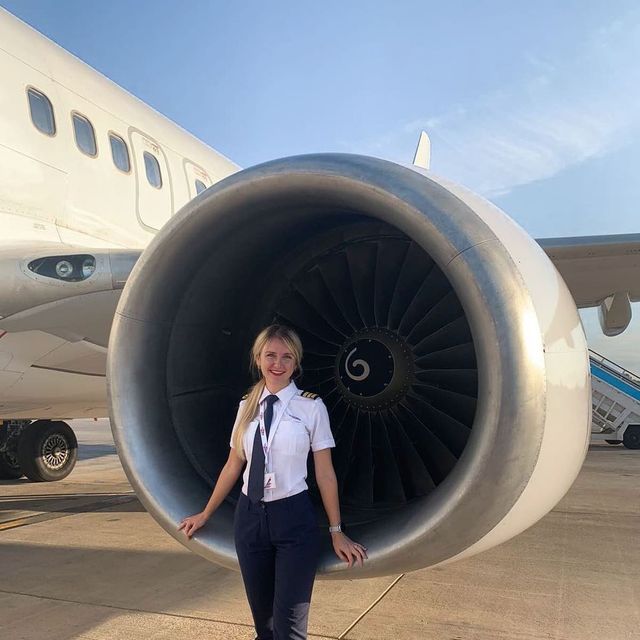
[370,412,407,504]
[415,368,478,398]
[374,239,410,328]
[293,265,353,337]
[392,404,458,484]
[385,408,436,496]
[276,290,344,345]
[398,264,450,337]
[414,342,476,370]
[343,410,374,505]
[345,241,378,327]
[406,289,463,345]
[317,252,365,330]
[403,392,472,458]
[387,242,434,330]
[413,316,472,357]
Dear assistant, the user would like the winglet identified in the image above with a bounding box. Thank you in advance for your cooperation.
[412,131,431,170]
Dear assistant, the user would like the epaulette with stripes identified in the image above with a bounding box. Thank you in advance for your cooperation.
[300,391,319,399]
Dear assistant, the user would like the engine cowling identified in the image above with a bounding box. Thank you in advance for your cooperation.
[107,154,591,578]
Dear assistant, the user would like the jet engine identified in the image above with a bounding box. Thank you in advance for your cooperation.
[107,154,591,578]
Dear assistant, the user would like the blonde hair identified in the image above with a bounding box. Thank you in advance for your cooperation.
[232,324,303,459]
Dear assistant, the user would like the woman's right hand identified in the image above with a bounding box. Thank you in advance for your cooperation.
[178,511,209,538]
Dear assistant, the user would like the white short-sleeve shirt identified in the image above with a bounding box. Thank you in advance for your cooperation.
[229,381,335,501]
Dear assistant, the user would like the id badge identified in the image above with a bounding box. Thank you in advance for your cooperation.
[264,472,276,490]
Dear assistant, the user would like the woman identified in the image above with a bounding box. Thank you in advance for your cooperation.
[178,324,367,640]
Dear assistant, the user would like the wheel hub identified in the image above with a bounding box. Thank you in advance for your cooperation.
[42,434,69,470]
[336,328,413,411]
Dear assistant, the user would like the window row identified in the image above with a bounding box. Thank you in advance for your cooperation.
[26,86,180,192]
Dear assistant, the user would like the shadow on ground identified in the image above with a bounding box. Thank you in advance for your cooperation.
[0,540,253,640]
[0,493,145,515]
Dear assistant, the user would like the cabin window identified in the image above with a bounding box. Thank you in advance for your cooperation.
[109,133,130,173]
[195,179,207,195]
[72,113,97,157]
[144,152,162,188]
[27,88,56,136]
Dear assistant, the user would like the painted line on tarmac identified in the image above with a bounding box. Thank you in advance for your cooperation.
[337,573,405,639]
[0,492,133,501]
[0,590,335,638]
[0,494,139,531]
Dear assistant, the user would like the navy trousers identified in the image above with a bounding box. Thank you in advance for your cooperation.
[234,490,321,640]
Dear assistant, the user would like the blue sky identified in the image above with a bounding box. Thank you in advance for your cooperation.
[2,1,639,370]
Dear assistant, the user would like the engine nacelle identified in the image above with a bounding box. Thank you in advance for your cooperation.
[107,154,591,578]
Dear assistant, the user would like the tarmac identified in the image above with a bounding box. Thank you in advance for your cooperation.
[1,419,639,640]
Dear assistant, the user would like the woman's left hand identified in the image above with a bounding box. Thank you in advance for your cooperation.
[331,532,368,568]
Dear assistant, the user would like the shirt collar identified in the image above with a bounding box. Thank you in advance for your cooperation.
[260,380,298,405]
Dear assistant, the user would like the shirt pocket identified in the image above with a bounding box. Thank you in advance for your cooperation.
[275,420,310,455]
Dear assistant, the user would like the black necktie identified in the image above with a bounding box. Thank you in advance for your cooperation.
[247,394,278,503]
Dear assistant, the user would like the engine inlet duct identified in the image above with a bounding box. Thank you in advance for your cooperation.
[107,154,591,578]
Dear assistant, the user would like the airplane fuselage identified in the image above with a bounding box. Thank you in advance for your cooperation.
[0,9,237,418]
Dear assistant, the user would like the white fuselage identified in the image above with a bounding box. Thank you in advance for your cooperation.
[0,9,238,249]
[0,9,238,418]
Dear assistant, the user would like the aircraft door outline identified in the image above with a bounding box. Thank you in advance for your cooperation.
[183,158,212,199]
[128,127,174,232]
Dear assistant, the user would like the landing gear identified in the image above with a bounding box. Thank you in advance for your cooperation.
[16,420,78,481]
[0,420,29,479]
[623,425,640,450]
[0,450,22,478]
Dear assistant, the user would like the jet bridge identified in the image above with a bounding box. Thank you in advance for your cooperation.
[590,350,640,449]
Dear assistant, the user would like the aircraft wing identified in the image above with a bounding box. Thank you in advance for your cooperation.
[538,233,640,335]
[538,233,640,306]
[0,231,637,418]
[1,233,638,350]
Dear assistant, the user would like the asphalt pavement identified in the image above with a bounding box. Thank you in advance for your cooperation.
[1,419,638,639]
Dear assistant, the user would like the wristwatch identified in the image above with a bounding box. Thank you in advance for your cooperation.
[328,523,342,533]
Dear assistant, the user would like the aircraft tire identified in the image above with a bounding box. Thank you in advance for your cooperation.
[605,440,622,445]
[622,425,640,450]
[0,450,23,479]
[17,420,78,482]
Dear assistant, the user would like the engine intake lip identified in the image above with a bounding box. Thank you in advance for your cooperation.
[107,153,547,578]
